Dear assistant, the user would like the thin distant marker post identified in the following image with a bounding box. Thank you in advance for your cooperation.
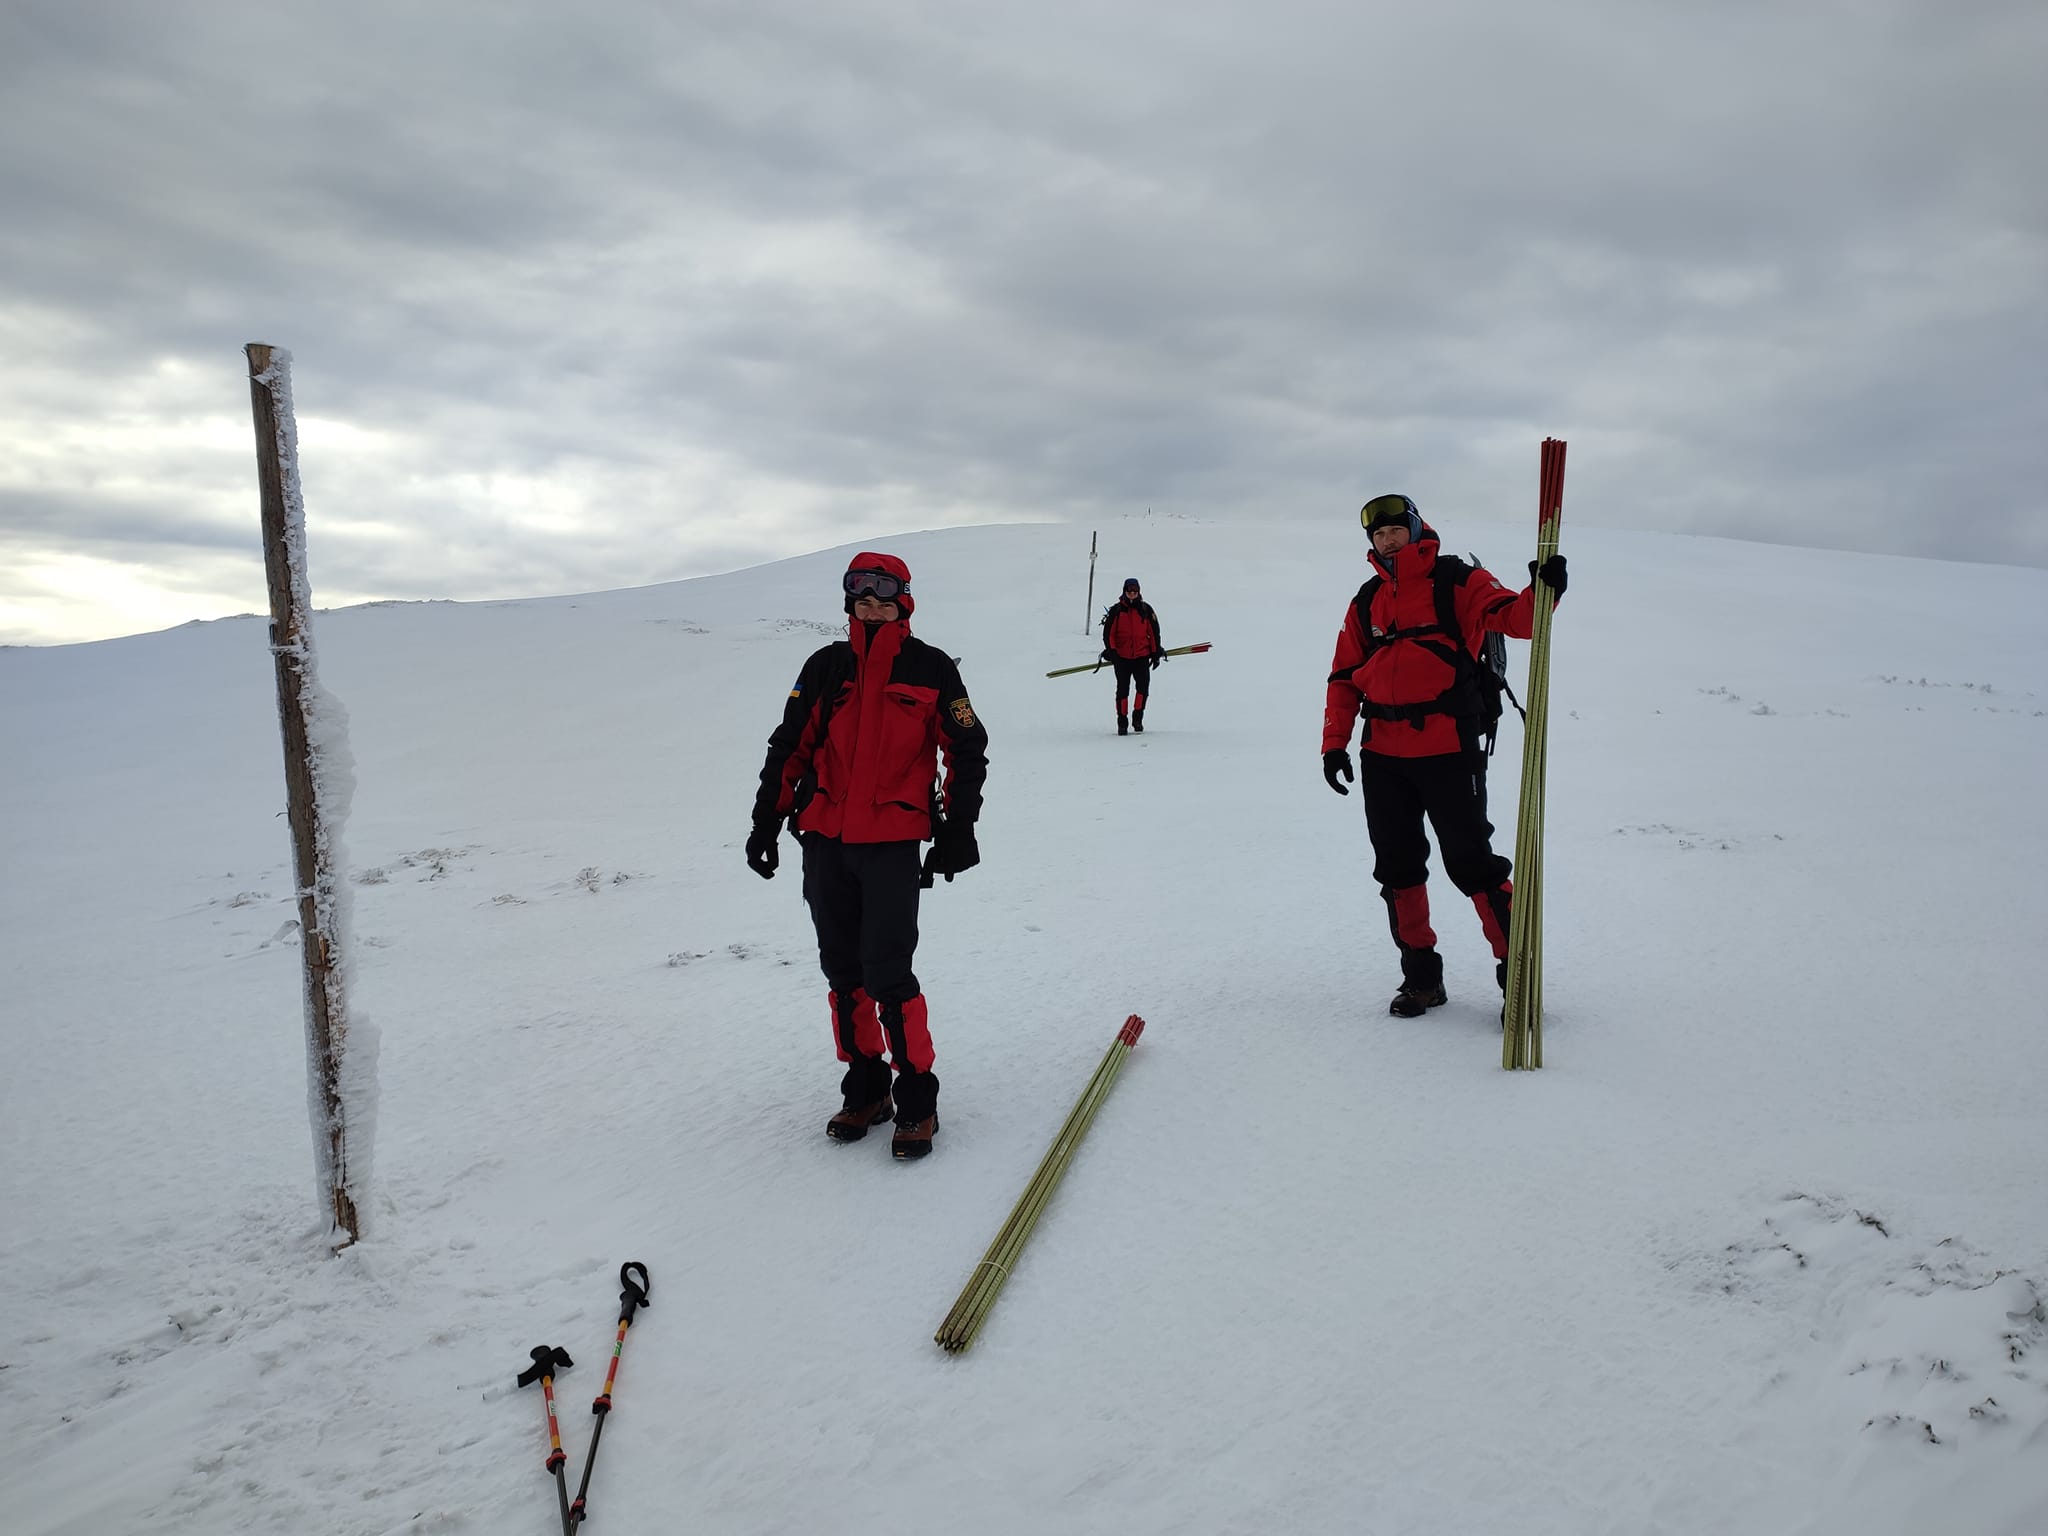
[1084,529,1098,635]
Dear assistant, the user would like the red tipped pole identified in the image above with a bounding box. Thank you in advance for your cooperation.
[1504,438,1566,1069]
[935,1015,1148,1351]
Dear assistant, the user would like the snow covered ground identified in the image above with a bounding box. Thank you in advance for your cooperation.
[2,515,2045,1535]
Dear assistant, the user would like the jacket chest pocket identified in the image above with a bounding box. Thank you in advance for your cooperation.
[814,682,857,797]
[876,683,940,802]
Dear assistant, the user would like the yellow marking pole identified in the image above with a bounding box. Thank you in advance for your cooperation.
[1504,438,1566,1070]
[935,1015,1146,1352]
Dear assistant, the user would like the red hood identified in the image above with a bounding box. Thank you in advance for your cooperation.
[845,550,914,615]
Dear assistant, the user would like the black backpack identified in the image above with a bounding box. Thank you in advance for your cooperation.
[1351,554,1523,756]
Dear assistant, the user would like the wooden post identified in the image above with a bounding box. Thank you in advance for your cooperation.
[1084,530,1098,636]
[246,343,361,1246]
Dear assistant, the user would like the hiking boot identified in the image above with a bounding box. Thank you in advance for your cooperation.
[892,1114,939,1159]
[1117,717,1128,736]
[826,1093,894,1141]
[1388,983,1448,1018]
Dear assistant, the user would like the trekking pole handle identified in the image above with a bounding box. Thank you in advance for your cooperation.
[617,1260,650,1323]
[517,1343,574,1389]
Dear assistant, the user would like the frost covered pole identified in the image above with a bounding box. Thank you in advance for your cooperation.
[246,342,365,1247]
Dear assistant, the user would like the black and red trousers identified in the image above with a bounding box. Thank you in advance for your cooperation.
[799,834,938,1118]
[1111,657,1151,717]
[1356,749,1513,992]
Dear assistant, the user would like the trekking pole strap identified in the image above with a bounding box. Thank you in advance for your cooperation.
[616,1260,651,1324]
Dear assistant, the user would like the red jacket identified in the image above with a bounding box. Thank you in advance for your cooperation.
[1102,598,1162,659]
[755,616,988,843]
[1322,526,1540,758]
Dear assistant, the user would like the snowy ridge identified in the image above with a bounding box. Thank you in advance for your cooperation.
[1,518,2045,1535]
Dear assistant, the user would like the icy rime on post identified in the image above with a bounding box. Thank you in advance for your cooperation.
[245,342,372,1248]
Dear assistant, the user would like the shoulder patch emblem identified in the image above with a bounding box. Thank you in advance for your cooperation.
[949,697,978,728]
[788,685,803,698]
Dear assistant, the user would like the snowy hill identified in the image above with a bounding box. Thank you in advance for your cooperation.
[2,517,2045,1536]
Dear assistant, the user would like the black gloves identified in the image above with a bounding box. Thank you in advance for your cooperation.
[1322,748,1354,796]
[920,820,981,887]
[1152,650,1167,664]
[745,817,780,879]
[1099,648,1115,663]
[1529,554,1568,600]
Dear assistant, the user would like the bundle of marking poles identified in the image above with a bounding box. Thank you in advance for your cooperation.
[935,1014,1146,1352]
[1503,437,1566,1071]
[1045,642,1213,678]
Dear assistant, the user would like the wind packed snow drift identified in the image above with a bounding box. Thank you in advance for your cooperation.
[1,518,2044,1536]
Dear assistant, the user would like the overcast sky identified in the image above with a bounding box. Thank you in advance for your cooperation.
[2,0,2042,645]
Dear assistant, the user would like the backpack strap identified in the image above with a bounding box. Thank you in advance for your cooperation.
[1346,560,1485,728]
[1330,575,1384,683]
[1431,556,1472,651]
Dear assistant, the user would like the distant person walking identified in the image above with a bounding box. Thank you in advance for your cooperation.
[1321,494,1566,1017]
[1100,576,1166,735]
[747,552,989,1158]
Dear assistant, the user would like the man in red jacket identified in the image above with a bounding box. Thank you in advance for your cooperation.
[1322,494,1566,1017]
[1099,576,1165,735]
[747,552,989,1157]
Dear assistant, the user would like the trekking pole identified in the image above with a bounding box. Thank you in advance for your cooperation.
[1504,437,1566,1070]
[515,1345,576,1536]
[567,1261,651,1528]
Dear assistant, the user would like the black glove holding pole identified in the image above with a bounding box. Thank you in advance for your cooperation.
[1529,554,1568,601]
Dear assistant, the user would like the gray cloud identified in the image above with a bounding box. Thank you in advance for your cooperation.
[2,0,2043,643]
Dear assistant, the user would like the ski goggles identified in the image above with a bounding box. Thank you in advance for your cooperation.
[1361,493,1418,532]
[842,568,907,600]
